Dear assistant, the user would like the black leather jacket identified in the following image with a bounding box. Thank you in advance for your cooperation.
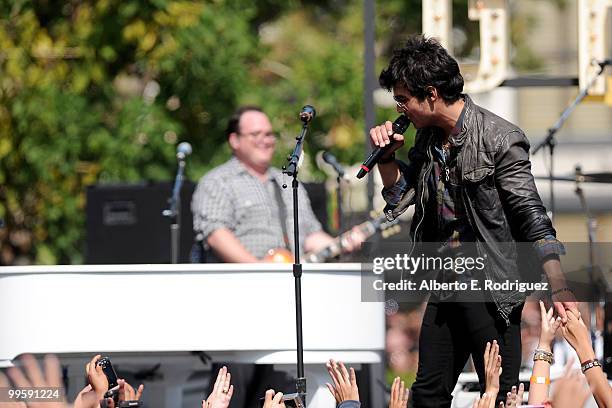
[384,95,562,323]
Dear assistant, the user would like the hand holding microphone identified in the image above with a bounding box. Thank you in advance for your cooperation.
[357,115,411,178]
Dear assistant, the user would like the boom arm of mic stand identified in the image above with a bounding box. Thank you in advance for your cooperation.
[532,63,606,155]
[530,63,606,220]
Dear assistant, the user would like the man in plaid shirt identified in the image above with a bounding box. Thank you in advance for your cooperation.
[192,105,362,263]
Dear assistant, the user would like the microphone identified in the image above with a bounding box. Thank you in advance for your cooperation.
[176,142,192,160]
[322,151,346,178]
[299,105,316,123]
[356,115,411,179]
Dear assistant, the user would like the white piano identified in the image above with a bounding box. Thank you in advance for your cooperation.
[0,263,385,408]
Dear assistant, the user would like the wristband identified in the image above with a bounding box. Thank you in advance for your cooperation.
[379,153,396,164]
[534,348,553,356]
[533,349,554,364]
[581,359,601,373]
[530,376,550,384]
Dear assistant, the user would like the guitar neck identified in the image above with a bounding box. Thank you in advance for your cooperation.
[304,221,378,263]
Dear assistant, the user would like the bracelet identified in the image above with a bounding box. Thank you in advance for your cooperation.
[379,153,396,164]
[581,359,602,373]
[551,287,574,296]
[533,349,554,364]
[530,376,551,384]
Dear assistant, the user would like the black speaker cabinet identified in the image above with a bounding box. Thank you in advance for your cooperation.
[86,182,196,264]
[302,182,329,234]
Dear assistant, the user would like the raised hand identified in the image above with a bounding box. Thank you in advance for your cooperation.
[503,383,524,408]
[560,309,592,358]
[472,392,495,408]
[85,354,109,399]
[325,359,359,404]
[561,310,612,408]
[550,366,590,408]
[73,384,103,408]
[117,379,144,402]
[550,290,578,325]
[538,301,561,350]
[262,389,286,408]
[3,354,67,408]
[389,377,409,408]
[202,366,233,408]
[484,341,502,395]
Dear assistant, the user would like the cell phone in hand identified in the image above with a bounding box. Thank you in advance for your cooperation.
[97,356,119,389]
[258,393,304,408]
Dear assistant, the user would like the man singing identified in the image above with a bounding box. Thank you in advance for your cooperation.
[369,35,577,407]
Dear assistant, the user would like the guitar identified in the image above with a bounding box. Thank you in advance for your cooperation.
[264,212,401,263]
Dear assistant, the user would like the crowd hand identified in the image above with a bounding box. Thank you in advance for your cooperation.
[1,354,68,408]
[560,309,592,357]
[74,384,103,408]
[562,309,612,408]
[117,379,143,402]
[99,397,115,408]
[262,390,285,408]
[202,366,233,408]
[85,355,109,400]
[502,383,523,408]
[538,301,561,350]
[548,280,578,324]
[325,359,359,404]
[550,364,590,408]
[472,393,495,408]
[484,340,502,396]
[369,121,405,156]
[389,377,409,408]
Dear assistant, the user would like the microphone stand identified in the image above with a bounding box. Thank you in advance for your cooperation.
[574,166,601,347]
[282,114,312,404]
[532,61,607,219]
[336,174,344,260]
[163,155,187,264]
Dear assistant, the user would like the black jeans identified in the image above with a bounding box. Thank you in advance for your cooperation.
[409,299,523,408]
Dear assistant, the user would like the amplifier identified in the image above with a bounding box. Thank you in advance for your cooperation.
[86,182,195,264]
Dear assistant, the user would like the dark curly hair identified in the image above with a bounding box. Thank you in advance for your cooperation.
[379,35,464,103]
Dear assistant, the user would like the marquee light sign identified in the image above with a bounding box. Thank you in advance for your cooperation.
[422,0,611,94]
[578,0,612,94]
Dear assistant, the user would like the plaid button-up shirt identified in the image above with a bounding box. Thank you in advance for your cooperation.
[191,156,323,259]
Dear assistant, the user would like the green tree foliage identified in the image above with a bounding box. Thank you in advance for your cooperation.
[0,0,260,264]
